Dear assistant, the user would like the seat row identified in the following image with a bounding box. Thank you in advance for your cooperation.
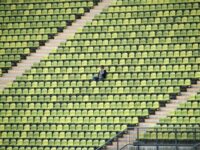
[0,102,152,109]
[34,59,199,67]
[153,124,200,130]
[1,35,48,42]
[107,3,199,12]
[0,94,170,102]
[0,55,21,62]
[15,72,199,81]
[26,67,199,74]
[1,9,84,19]
[0,124,127,132]
[95,10,200,20]
[0,2,93,10]
[0,21,68,29]
[45,51,199,59]
[1,86,180,95]
[160,116,200,124]
[0,28,57,35]
[55,44,199,53]
[0,138,104,147]
[179,101,200,108]
[0,41,39,48]
[0,116,139,124]
[90,16,200,26]
[0,100,158,108]
[11,79,192,87]
[141,131,200,140]
[74,29,200,39]
[2,30,199,42]
[62,37,200,46]
[171,109,200,116]
[115,0,197,5]
[1,131,116,139]
[0,109,149,117]
[83,23,200,32]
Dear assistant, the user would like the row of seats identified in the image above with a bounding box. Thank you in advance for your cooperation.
[1,32,199,41]
[0,41,39,48]
[114,0,198,5]
[1,35,48,42]
[83,23,200,32]
[14,72,200,81]
[74,30,200,39]
[0,101,156,108]
[36,60,198,68]
[94,11,200,20]
[10,79,191,87]
[0,2,93,10]
[0,55,21,61]
[107,3,199,12]
[171,109,200,115]
[0,28,58,35]
[0,101,158,108]
[0,21,69,29]
[0,131,116,138]
[0,116,139,124]
[46,51,199,59]
[0,138,104,147]
[0,94,170,102]
[33,60,199,67]
[62,37,200,46]
[0,107,148,117]
[160,116,200,124]
[55,44,199,52]
[141,131,200,140]
[147,124,200,130]
[1,9,84,19]
[0,124,127,131]
[1,86,181,95]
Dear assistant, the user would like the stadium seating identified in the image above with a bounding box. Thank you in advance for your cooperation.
[0,0,99,76]
[0,0,200,149]
[139,91,200,142]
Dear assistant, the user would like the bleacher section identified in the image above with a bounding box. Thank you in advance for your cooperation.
[0,0,200,149]
[139,91,200,142]
[0,0,99,77]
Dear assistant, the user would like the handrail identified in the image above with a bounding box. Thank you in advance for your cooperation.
[120,144,133,150]
[96,128,128,150]
[192,143,200,150]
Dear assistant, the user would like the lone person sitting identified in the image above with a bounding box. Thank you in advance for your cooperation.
[93,65,107,81]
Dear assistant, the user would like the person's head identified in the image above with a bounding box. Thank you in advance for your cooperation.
[100,65,104,70]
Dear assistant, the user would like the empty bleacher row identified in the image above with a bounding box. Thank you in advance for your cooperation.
[0,0,99,77]
[0,0,200,149]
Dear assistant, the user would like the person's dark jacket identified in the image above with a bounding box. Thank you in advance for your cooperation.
[98,70,107,79]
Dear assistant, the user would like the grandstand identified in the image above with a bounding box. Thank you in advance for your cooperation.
[0,0,200,150]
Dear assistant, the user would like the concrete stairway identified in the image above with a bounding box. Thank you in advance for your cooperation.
[106,81,200,150]
[0,0,114,91]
